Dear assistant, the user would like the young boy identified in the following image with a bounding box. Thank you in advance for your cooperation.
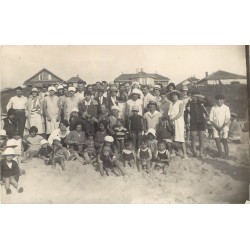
[39,139,53,165]
[137,138,152,173]
[113,118,128,153]
[0,129,8,154]
[69,107,83,131]
[209,94,231,159]
[122,140,136,168]
[1,148,24,194]
[151,140,170,174]
[84,133,97,165]
[146,128,158,155]
[128,105,144,150]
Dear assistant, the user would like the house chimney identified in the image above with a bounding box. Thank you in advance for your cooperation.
[141,68,143,72]
[205,72,208,77]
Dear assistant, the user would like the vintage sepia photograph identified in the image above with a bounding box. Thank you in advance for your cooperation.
[0,45,249,204]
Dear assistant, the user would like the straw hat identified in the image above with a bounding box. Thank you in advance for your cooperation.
[2,147,16,155]
[68,86,76,92]
[167,90,182,99]
[181,86,189,92]
[71,107,79,113]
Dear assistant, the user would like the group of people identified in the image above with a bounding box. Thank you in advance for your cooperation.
[1,79,242,195]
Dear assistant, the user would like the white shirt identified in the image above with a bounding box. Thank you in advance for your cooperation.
[144,110,162,130]
[209,104,231,131]
[6,95,27,110]
[126,99,143,116]
[143,93,156,108]
[99,96,103,104]
[84,100,92,106]
[75,91,85,101]
[48,128,70,145]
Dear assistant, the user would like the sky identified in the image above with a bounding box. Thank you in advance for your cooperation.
[0,45,247,89]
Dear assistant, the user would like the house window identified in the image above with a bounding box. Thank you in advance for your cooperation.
[48,74,51,80]
[39,74,43,80]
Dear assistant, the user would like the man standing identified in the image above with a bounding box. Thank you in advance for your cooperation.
[6,86,27,137]
[141,85,156,111]
[95,85,108,115]
[75,81,86,101]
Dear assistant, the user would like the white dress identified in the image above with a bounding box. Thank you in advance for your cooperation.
[29,98,44,134]
[168,100,185,142]
[44,95,60,134]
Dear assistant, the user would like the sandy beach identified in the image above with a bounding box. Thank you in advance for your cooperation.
[1,135,249,204]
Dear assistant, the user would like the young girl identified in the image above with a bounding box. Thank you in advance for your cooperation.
[151,140,171,174]
[122,140,136,168]
[113,118,128,153]
[52,137,69,170]
[69,107,83,131]
[39,139,53,165]
[95,122,108,150]
[156,116,173,154]
[84,133,97,166]
[1,148,24,194]
[22,126,44,162]
[99,145,126,176]
[146,128,158,155]
[137,139,152,173]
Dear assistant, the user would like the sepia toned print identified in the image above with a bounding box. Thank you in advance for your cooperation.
[0,45,249,204]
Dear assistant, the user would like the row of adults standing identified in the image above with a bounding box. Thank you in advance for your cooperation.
[4,80,186,143]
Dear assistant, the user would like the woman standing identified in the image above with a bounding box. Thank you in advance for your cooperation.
[25,88,44,135]
[168,90,187,159]
[43,86,61,137]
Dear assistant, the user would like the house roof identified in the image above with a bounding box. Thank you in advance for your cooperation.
[178,76,200,86]
[23,68,64,85]
[67,75,85,84]
[114,72,169,82]
[197,70,246,84]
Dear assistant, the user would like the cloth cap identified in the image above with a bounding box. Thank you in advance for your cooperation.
[97,85,105,92]
[2,148,16,155]
[132,105,139,111]
[40,139,48,145]
[68,86,76,92]
[57,85,64,90]
[104,136,114,143]
[48,86,56,92]
[146,128,156,137]
[147,101,157,107]
[181,86,189,91]
[71,107,79,112]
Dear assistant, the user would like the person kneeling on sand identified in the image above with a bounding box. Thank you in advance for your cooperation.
[51,137,69,170]
[151,140,170,174]
[98,136,127,177]
[1,148,24,195]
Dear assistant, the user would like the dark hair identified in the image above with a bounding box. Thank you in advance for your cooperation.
[74,122,83,130]
[116,118,124,125]
[167,82,176,90]
[7,108,16,116]
[215,94,225,100]
[124,139,133,147]
[15,86,22,91]
[29,126,38,134]
[141,85,149,89]
[59,119,69,127]
[84,90,92,96]
[157,140,166,146]
[98,122,106,130]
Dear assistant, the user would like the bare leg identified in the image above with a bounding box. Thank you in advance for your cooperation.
[181,142,187,158]
[129,159,135,168]
[120,140,125,152]
[116,140,121,154]
[83,151,92,164]
[124,160,129,168]
[10,176,18,189]
[146,161,151,173]
[114,160,126,176]
[162,163,168,174]
[98,162,105,176]
[59,158,65,170]
[4,177,11,189]
[132,133,137,150]
[137,161,142,172]
[74,151,85,165]
[151,162,156,172]
[52,158,56,168]
[112,167,121,176]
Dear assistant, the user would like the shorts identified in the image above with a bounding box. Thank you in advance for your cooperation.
[123,152,135,161]
[163,139,172,143]
[190,123,206,132]
[213,130,228,139]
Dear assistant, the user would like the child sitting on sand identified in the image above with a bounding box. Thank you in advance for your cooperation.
[1,148,24,195]
[84,133,97,165]
[99,145,125,176]
[22,126,44,162]
[69,108,83,131]
[122,140,136,168]
[52,137,69,170]
[151,140,170,174]
[39,139,53,165]
[136,138,152,173]
[0,129,8,153]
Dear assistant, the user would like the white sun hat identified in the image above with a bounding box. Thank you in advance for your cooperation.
[104,136,114,143]
[71,107,79,112]
[2,147,16,155]
[111,106,120,112]
[6,139,19,147]
[40,139,48,145]
[57,85,64,90]
[68,86,76,92]
[48,86,56,92]
[146,128,156,137]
